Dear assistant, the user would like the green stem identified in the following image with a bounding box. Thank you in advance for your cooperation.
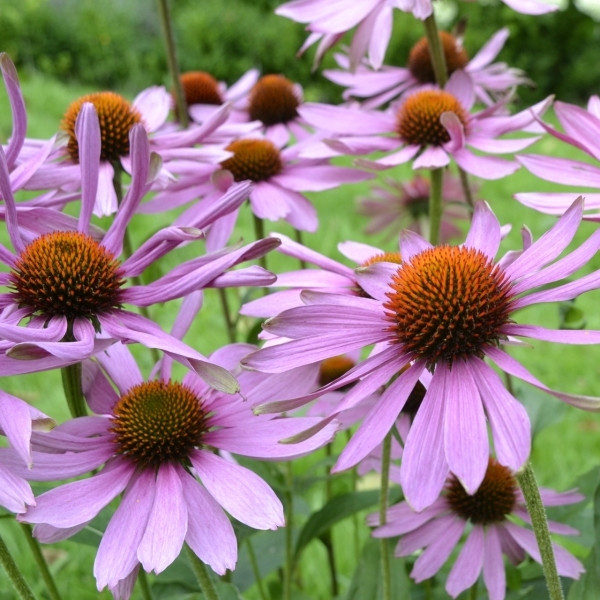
[293,228,308,269]
[246,538,268,600]
[322,444,339,597]
[61,362,87,418]
[283,461,294,600]
[423,14,448,87]
[252,214,268,271]
[138,570,153,600]
[516,462,564,600]
[19,525,62,600]
[157,0,188,127]
[457,166,474,208]
[0,533,37,600]
[428,168,443,246]
[379,432,393,600]
[185,546,220,600]
[217,288,237,343]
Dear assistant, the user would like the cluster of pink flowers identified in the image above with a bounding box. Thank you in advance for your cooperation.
[0,0,598,598]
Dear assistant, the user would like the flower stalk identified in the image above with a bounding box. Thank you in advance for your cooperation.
[156,0,188,128]
[517,462,564,600]
[0,533,37,600]
[19,524,62,600]
[186,545,221,600]
[428,167,443,246]
[379,431,393,600]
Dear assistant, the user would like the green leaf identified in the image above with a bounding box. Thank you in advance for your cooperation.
[345,537,409,600]
[567,475,600,600]
[293,489,381,561]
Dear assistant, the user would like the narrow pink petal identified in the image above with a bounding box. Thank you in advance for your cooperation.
[24,460,132,527]
[334,360,426,472]
[138,464,187,574]
[401,368,450,511]
[298,102,390,135]
[453,147,518,179]
[501,0,557,14]
[504,522,583,578]
[180,472,237,575]
[517,154,600,187]
[482,526,506,600]
[504,197,584,281]
[190,450,284,529]
[0,462,34,513]
[133,86,170,132]
[0,392,35,466]
[464,200,501,259]
[487,346,600,411]
[444,361,488,494]
[411,517,465,581]
[441,112,466,152]
[467,358,530,471]
[468,28,509,70]
[400,229,431,262]
[446,527,485,597]
[94,469,155,590]
[413,145,450,169]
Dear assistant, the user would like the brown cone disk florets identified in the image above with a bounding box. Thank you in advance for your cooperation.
[10,231,125,321]
[397,90,469,147]
[221,138,283,182]
[111,381,209,468]
[61,92,143,162]
[446,458,518,525]
[384,245,514,367]
[318,355,356,387]
[248,74,300,126]
[179,71,223,106]
[408,32,469,84]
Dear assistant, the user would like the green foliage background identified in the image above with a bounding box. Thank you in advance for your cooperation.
[1,0,598,104]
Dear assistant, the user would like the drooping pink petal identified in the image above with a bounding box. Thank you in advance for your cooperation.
[94,469,156,590]
[446,526,485,597]
[190,450,284,529]
[334,360,425,472]
[443,360,488,494]
[401,369,450,511]
[467,358,530,471]
[23,460,132,527]
[411,517,465,582]
[464,200,501,259]
[482,526,506,600]
[137,463,187,574]
[180,471,237,575]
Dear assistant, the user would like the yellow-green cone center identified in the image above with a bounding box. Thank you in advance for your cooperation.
[10,231,125,321]
[408,32,469,84]
[62,91,143,162]
[396,90,469,147]
[221,138,283,182]
[111,381,209,468]
[179,71,223,106]
[384,245,513,367]
[248,74,300,126]
[446,458,518,524]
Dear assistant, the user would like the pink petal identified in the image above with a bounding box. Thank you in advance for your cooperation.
[190,450,284,529]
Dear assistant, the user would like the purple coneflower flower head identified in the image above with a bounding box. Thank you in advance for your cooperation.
[275,0,433,70]
[325,28,530,109]
[300,71,548,179]
[516,96,600,220]
[17,341,339,594]
[0,105,277,389]
[23,83,237,216]
[371,458,583,600]
[183,67,260,123]
[244,198,600,511]
[233,74,314,145]
[357,173,469,242]
[0,391,52,513]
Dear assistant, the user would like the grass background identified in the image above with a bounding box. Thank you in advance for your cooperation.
[1,57,600,599]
